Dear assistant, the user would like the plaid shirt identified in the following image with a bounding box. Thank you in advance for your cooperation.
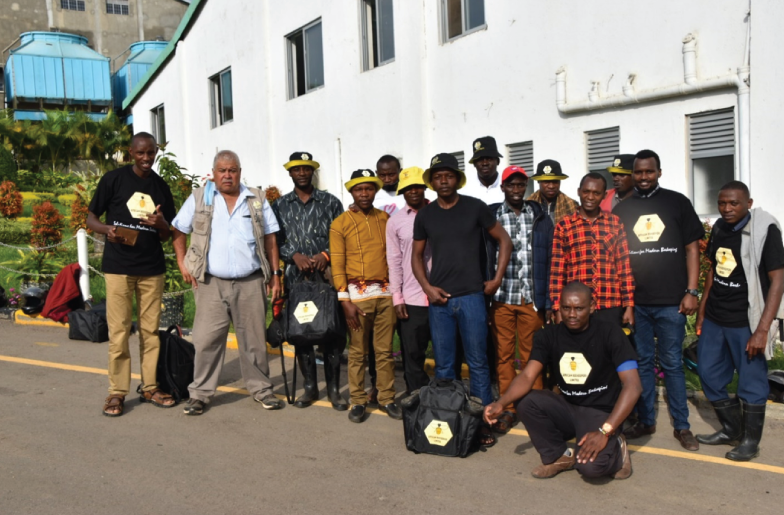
[551,211,635,310]
[494,202,535,305]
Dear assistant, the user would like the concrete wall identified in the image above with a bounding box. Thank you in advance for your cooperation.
[0,0,187,63]
[129,0,782,220]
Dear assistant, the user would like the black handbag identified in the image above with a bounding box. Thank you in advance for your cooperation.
[156,325,195,403]
[283,271,343,348]
[401,378,484,458]
[68,303,109,343]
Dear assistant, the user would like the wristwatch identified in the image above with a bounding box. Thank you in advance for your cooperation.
[272,270,283,277]
[685,288,699,297]
[598,422,614,436]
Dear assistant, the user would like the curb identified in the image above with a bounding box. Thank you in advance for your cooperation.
[14,310,68,328]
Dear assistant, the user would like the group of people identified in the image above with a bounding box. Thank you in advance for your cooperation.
[87,132,784,482]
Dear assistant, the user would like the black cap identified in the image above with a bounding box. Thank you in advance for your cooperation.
[531,159,569,181]
[606,154,635,175]
[344,169,383,192]
[469,136,503,164]
[423,153,467,190]
[283,151,320,171]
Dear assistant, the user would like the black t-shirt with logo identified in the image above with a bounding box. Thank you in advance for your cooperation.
[413,194,496,297]
[89,165,176,276]
[613,188,705,305]
[530,320,638,413]
[705,218,784,327]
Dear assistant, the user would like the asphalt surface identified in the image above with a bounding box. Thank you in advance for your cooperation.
[2,321,784,515]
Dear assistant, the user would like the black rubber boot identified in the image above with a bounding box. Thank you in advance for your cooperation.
[726,400,766,462]
[324,345,348,411]
[293,348,319,409]
[696,397,742,446]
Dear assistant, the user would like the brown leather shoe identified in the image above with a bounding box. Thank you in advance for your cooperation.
[674,429,699,451]
[531,454,576,479]
[612,435,633,480]
[623,421,656,439]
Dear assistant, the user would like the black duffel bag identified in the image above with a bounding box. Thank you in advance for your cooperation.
[401,378,484,458]
[283,271,343,347]
[68,303,109,343]
[157,325,195,402]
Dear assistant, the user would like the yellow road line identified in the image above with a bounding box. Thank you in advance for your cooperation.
[2,353,783,475]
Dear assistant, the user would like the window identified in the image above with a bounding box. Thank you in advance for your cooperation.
[209,68,233,128]
[507,141,534,198]
[442,0,485,42]
[689,108,735,215]
[106,0,129,15]
[585,126,620,190]
[0,67,5,95]
[286,19,324,99]
[450,151,465,171]
[61,0,85,11]
[360,0,395,71]
[150,104,166,145]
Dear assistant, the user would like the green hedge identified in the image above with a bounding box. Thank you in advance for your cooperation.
[0,220,32,245]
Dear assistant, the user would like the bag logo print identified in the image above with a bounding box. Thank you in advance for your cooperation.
[424,419,453,446]
[293,301,319,324]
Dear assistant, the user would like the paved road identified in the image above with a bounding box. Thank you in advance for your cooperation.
[1,321,783,515]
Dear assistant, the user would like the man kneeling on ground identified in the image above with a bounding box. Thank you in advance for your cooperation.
[484,281,642,480]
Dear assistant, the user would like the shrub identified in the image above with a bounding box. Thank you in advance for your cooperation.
[0,146,17,183]
[57,193,77,204]
[0,219,32,244]
[0,181,23,218]
[265,186,282,204]
[30,200,64,250]
[69,193,89,233]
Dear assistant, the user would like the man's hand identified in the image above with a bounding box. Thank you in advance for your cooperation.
[348,203,359,213]
[105,225,125,244]
[177,260,198,289]
[576,431,609,464]
[545,309,553,325]
[395,304,409,320]
[679,293,698,316]
[311,253,329,272]
[483,278,502,296]
[695,312,704,336]
[622,306,635,326]
[483,401,504,425]
[747,329,768,359]
[293,252,314,272]
[424,285,451,305]
[141,205,169,231]
[266,275,281,301]
[342,302,366,331]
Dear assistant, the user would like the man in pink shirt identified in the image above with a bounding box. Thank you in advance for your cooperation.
[386,167,432,393]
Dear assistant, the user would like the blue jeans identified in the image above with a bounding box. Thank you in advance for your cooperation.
[698,318,769,405]
[428,292,493,405]
[634,305,690,430]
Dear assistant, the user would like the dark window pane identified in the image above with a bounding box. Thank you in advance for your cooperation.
[304,23,324,91]
[158,106,166,144]
[378,0,395,63]
[447,0,462,39]
[465,0,484,29]
[693,155,735,215]
[221,70,233,122]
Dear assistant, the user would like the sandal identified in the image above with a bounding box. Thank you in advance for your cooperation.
[138,386,176,408]
[103,394,125,417]
[479,424,497,448]
[493,411,518,434]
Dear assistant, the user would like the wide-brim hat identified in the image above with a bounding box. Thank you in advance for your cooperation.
[606,154,635,175]
[423,153,467,191]
[531,159,569,181]
[284,151,320,171]
[397,166,427,194]
[345,169,384,192]
[469,136,503,164]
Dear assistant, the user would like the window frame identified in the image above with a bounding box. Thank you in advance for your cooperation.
[688,107,736,216]
[106,0,130,15]
[150,104,166,145]
[209,67,234,129]
[585,126,620,191]
[61,0,86,11]
[360,0,396,72]
[286,18,325,100]
[441,0,486,43]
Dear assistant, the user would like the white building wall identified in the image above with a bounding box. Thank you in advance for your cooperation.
[130,0,782,220]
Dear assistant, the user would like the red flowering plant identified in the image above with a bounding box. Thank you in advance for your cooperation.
[0,180,23,218]
[30,200,64,250]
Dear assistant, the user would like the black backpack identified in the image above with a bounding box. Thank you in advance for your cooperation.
[156,325,195,402]
[68,303,109,343]
[401,378,484,458]
[283,272,343,348]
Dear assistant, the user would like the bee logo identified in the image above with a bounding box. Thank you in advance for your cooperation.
[301,153,309,160]
[436,424,442,435]
[544,165,552,174]
[139,195,146,208]
[646,217,652,230]
[570,357,577,371]
[474,141,484,151]
[614,158,621,167]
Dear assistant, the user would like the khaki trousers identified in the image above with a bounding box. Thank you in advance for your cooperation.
[347,297,397,406]
[189,273,273,402]
[105,273,165,395]
[491,302,544,411]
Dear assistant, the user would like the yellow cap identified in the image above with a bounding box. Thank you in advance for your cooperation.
[396,167,427,194]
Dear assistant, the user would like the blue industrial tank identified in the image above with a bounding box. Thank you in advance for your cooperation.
[113,40,167,112]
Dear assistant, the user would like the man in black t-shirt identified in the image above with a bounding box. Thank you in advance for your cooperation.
[485,282,641,480]
[613,149,704,451]
[695,181,784,462]
[412,152,512,447]
[87,132,177,417]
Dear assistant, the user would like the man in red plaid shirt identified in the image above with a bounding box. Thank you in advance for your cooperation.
[551,173,635,327]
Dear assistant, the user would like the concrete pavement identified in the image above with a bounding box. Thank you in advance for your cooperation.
[1,321,783,515]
